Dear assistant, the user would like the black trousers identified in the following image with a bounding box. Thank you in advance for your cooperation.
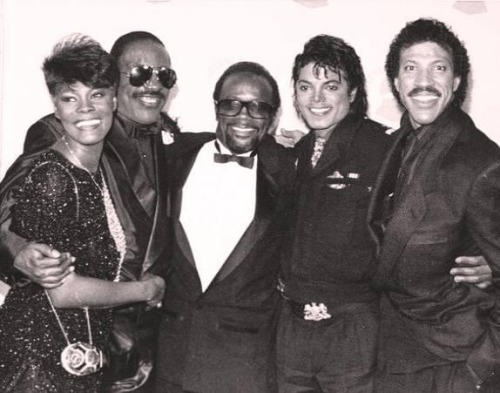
[276,301,379,393]
[375,362,500,393]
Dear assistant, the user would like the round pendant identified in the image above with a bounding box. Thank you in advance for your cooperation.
[61,342,103,376]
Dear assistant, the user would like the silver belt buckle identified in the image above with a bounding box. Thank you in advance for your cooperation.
[303,302,331,321]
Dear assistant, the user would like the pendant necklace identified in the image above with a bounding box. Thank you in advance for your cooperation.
[45,290,103,376]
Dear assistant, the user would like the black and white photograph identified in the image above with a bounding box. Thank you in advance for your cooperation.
[1,1,500,392]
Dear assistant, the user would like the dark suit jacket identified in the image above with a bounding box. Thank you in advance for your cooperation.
[155,133,295,393]
[368,107,500,385]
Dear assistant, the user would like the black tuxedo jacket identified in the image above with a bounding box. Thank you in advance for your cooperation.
[368,107,500,385]
[155,133,295,393]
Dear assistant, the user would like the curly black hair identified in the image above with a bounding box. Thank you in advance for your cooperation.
[385,18,470,108]
[292,34,368,117]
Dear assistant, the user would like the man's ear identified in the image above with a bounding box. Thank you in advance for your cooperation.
[349,87,358,103]
[453,76,461,93]
[394,78,400,94]
[267,106,282,135]
[113,96,117,112]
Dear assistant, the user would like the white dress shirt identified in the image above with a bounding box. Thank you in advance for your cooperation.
[180,140,257,291]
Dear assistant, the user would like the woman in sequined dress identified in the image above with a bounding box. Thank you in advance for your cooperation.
[0,35,165,392]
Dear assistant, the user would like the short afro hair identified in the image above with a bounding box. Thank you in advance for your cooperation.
[385,18,470,107]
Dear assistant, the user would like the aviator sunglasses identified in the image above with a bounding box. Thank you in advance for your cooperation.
[122,65,177,88]
[216,100,275,120]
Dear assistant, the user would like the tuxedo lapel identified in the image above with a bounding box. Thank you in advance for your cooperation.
[209,152,281,288]
[168,133,215,291]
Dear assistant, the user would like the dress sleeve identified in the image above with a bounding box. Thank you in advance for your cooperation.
[10,161,79,246]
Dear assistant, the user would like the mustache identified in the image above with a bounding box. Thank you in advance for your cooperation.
[133,89,166,100]
[408,87,441,97]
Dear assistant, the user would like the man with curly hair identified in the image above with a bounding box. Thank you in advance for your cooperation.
[369,18,500,392]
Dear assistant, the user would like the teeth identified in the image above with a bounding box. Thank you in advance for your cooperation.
[233,127,254,133]
[140,96,160,104]
[76,119,100,128]
[412,94,439,103]
[310,108,330,115]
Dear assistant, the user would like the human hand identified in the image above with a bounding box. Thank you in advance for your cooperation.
[450,255,492,289]
[274,128,306,148]
[14,243,75,289]
[140,273,165,308]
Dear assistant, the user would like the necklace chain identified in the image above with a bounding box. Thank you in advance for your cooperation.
[62,135,102,192]
[45,290,93,346]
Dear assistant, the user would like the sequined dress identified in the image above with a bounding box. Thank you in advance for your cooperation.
[0,149,120,392]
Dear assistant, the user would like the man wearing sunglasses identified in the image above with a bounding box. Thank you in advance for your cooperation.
[153,61,294,393]
[0,31,179,391]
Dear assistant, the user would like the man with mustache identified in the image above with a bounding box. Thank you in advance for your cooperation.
[368,18,500,392]
[154,61,294,392]
[0,31,179,391]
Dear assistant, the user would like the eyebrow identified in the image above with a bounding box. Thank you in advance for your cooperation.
[297,77,342,84]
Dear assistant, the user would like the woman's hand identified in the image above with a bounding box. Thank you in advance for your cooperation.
[140,273,165,308]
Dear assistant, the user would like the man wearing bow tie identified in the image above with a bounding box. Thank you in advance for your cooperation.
[0,31,179,390]
[153,61,294,393]
[369,19,500,392]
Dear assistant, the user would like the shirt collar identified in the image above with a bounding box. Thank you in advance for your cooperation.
[117,112,162,139]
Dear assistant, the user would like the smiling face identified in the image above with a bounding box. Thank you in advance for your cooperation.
[116,40,171,125]
[395,41,461,128]
[53,81,116,146]
[294,63,356,137]
[215,73,275,154]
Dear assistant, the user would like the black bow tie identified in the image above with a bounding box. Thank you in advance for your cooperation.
[214,153,254,169]
[132,122,160,138]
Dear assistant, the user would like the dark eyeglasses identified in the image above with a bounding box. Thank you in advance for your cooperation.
[216,100,275,119]
[122,65,177,89]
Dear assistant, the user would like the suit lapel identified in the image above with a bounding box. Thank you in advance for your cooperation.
[105,119,157,218]
[374,181,427,283]
[373,108,465,284]
[209,158,280,287]
[168,134,216,289]
[367,127,410,255]
[142,132,168,273]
